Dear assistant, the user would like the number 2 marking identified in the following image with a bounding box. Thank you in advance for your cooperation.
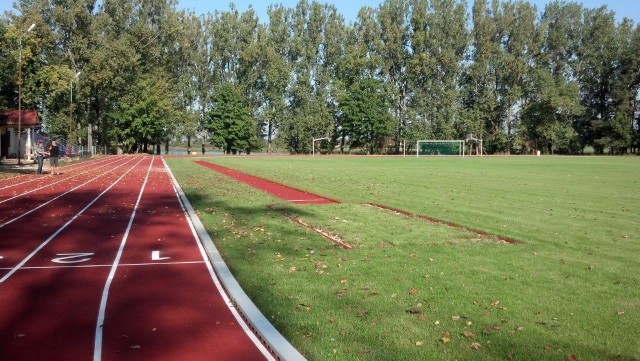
[51,253,94,264]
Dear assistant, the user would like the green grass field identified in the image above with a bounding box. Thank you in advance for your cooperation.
[166,155,640,361]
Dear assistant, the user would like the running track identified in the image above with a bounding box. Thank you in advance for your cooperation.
[0,156,301,360]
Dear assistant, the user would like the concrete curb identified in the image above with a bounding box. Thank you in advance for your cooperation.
[164,160,307,361]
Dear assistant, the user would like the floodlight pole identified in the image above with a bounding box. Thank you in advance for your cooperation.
[312,137,329,157]
[17,23,36,165]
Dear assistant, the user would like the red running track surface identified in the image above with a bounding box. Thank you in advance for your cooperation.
[195,160,338,205]
[0,156,274,360]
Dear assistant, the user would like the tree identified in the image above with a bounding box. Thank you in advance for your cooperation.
[206,84,260,154]
[577,6,618,154]
[340,78,393,153]
[109,73,174,153]
[521,1,583,154]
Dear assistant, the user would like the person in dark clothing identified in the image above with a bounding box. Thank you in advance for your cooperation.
[48,140,61,175]
[35,141,47,175]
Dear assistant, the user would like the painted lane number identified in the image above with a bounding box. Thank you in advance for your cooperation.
[52,253,95,264]
[151,250,170,261]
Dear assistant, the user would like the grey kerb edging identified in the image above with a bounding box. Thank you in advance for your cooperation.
[165,160,307,361]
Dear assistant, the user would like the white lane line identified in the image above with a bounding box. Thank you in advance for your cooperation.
[0,157,139,229]
[0,157,126,203]
[0,261,205,270]
[0,156,120,191]
[163,158,278,361]
[93,156,154,361]
[0,156,147,284]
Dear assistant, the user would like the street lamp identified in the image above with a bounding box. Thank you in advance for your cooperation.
[17,23,36,165]
[70,70,81,150]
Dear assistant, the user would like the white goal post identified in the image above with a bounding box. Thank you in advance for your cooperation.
[416,140,465,157]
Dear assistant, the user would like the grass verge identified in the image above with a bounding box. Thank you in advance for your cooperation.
[166,156,640,361]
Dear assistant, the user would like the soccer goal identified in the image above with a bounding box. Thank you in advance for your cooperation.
[416,140,465,156]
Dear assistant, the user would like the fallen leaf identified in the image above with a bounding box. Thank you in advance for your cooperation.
[441,331,451,343]
[415,341,424,347]
[616,310,625,315]
[340,279,348,284]
[452,315,460,321]
[566,354,577,360]
[462,331,476,338]
[408,289,418,295]
[470,342,481,350]
[357,310,368,317]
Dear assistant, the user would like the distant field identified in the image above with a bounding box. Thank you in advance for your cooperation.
[166,155,640,361]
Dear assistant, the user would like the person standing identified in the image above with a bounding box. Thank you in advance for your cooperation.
[35,141,47,175]
[48,140,61,175]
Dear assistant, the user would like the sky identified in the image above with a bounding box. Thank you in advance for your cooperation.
[176,0,639,24]
[1,1,638,24]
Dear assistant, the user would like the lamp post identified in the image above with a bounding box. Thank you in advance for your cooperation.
[70,71,81,151]
[17,23,36,165]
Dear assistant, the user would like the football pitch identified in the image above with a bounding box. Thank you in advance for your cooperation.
[166,155,640,361]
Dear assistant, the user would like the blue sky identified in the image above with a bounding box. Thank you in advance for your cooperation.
[177,0,638,24]
[2,1,638,24]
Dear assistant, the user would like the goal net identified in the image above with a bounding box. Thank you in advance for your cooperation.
[416,140,464,156]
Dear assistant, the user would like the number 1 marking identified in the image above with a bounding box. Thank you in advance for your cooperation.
[151,250,170,261]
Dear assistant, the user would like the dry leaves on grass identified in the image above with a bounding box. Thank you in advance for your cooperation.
[440,331,451,344]
[469,342,481,350]
[462,331,476,338]
[405,307,422,315]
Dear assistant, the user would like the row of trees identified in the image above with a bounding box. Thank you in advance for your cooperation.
[1,0,638,155]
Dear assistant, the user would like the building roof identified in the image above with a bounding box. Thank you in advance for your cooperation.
[0,110,40,127]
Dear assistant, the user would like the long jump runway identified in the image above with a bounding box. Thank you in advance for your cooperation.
[0,156,278,360]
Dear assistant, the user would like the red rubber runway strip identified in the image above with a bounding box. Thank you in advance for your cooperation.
[0,156,278,360]
[195,160,338,205]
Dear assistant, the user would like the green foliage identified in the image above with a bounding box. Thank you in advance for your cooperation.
[108,73,174,153]
[339,78,393,153]
[1,0,639,155]
[206,83,261,154]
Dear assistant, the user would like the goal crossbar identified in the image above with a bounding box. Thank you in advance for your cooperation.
[416,140,465,157]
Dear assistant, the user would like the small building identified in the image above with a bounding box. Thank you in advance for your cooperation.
[0,110,40,161]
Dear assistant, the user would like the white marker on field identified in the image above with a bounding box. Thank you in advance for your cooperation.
[151,250,170,261]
